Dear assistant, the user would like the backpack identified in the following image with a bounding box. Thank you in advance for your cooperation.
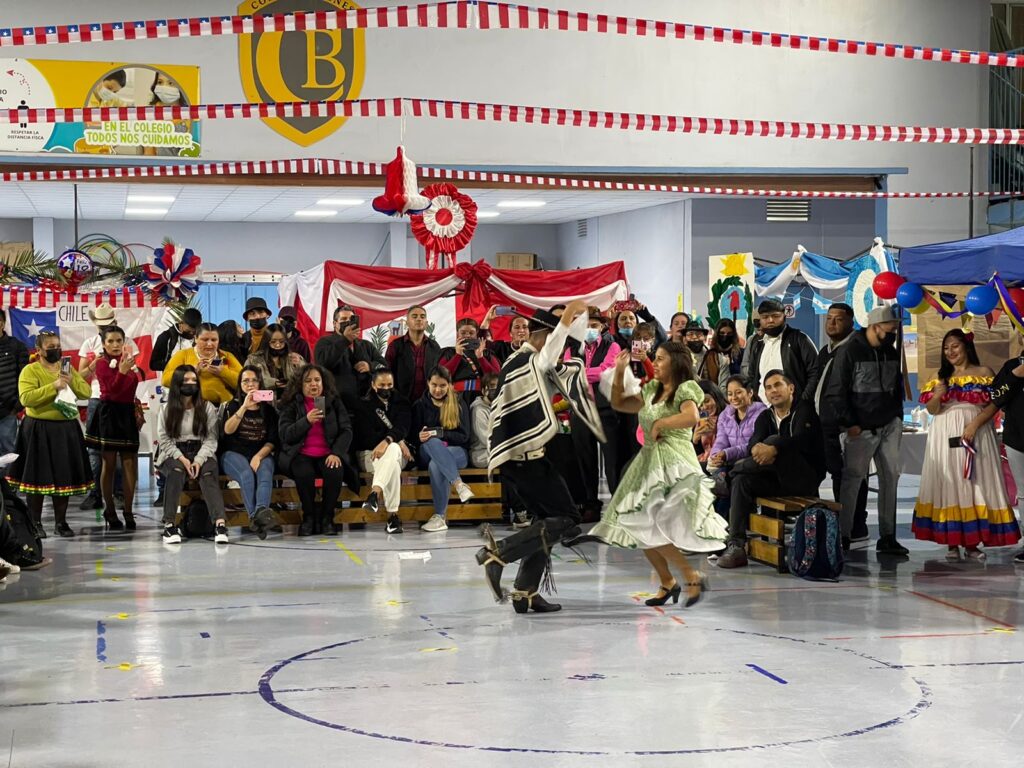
[786,505,844,581]
[0,478,44,568]
[181,500,215,539]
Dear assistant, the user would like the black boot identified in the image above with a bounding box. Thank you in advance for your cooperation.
[298,513,315,537]
[323,510,338,536]
[512,592,562,614]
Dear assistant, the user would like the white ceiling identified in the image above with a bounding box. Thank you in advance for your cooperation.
[0,182,688,225]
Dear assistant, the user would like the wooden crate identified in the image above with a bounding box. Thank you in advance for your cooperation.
[749,496,842,573]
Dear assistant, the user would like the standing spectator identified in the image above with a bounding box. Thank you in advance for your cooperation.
[219,366,279,540]
[992,352,1024,564]
[10,331,93,538]
[241,297,273,357]
[0,308,29,454]
[812,303,868,542]
[151,307,201,372]
[216,320,246,364]
[826,305,907,554]
[707,376,768,515]
[703,319,744,390]
[629,324,658,383]
[438,318,501,403]
[355,368,412,535]
[385,305,440,404]
[483,309,531,364]
[162,323,242,406]
[469,373,500,469]
[668,312,691,343]
[278,364,353,537]
[694,380,727,466]
[78,303,136,512]
[411,367,474,532]
[277,305,311,361]
[84,326,144,532]
[743,299,819,402]
[684,320,710,377]
[740,316,765,380]
[912,330,1021,560]
[716,370,826,568]
[246,324,305,400]
[157,366,227,545]
[315,306,385,412]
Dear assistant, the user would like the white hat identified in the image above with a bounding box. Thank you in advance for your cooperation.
[88,303,116,326]
[867,305,900,325]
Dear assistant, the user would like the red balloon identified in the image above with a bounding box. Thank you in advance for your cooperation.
[1009,287,1024,315]
[872,271,905,300]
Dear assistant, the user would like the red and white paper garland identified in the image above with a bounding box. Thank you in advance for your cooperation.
[410,183,478,269]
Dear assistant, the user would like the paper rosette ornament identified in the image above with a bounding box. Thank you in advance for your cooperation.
[410,183,478,270]
[372,146,431,217]
[142,240,202,301]
[56,249,95,286]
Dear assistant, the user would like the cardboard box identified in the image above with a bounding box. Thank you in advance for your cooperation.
[496,252,538,271]
[0,241,34,262]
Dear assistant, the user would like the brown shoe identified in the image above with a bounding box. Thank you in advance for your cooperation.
[715,542,749,569]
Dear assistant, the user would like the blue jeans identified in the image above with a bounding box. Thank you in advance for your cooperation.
[0,414,18,455]
[221,451,275,520]
[418,439,467,519]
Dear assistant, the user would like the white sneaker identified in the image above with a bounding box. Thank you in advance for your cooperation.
[162,524,182,544]
[421,514,448,532]
[0,557,20,575]
[214,523,229,544]
[455,482,475,503]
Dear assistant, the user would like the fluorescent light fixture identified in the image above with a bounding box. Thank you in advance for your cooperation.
[315,198,364,206]
[497,200,547,209]
[476,211,501,219]
[126,194,176,203]
[294,209,338,217]
[124,207,168,216]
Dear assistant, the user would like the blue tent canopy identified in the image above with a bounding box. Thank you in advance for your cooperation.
[899,227,1024,285]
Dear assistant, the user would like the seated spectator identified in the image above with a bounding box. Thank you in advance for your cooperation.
[278,364,353,537]
[703,319,744,389]
[385,305,441,404]
[315,306,385,411]
[438,318,501,402]
[157,366,227,545]
[716,369,826,568]
[411,366,474,532]
[151,307,201,372]
[694,380,727,466]
[241,297,273,357]
[246,323,305,400]
[219,366,279,540]
[469,373,499,468]
[217,320,246,364]
[706,375,767,490]
[355,367,412,535]
[163,322,242,406]
[277,305,312,361]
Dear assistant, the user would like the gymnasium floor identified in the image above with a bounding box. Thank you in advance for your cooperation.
[1,474,1021,767]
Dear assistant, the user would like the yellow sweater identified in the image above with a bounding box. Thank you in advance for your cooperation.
[161,349,242,406]
[19,363,92,421]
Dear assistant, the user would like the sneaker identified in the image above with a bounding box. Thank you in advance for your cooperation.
[715,542,749,569]
[162,524,182,544]
[362,491,380,516]
[421,514,448,532]
[79,493,103,511]
[512,510,531,529]
[876,536,909,556]
[385,513,403,534]
[214,523,229,544]
[0,557,20,575]
[455,482,475,504]
[1013,549,1024,564]
[850,527,870,543]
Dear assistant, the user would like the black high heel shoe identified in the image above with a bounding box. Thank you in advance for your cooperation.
[683,574,709,608]
[54,522,75,538]
[123,512,136,532]
[645,584,682,606]
[103,509,125,532]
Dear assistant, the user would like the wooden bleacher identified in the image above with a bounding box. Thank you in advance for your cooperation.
[749,496,843,573]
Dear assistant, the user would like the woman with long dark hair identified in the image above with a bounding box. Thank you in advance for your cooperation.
[586,341,727,607]
[157,366,227,544]
[912,329,1020,560]
[245,323,304,400]
[693,380,728,466]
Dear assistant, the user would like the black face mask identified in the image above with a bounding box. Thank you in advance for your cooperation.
[485,388,498,401]
[686,340,705,354]
[180,329,195,340]
[376,388,393,401]
[281,320,296,334]
[763,324,785,338]
[250,318,268,331]
[180,384,199,397]
[878,332,895,347]
[43,348,62,364]
[269,346,288,357]
[717,334,734,349]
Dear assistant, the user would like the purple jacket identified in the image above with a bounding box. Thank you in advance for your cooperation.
[709,402,768,462]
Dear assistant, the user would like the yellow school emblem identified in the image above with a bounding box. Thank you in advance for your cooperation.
[238,0,365,146]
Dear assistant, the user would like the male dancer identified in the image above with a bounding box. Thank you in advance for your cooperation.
[475,300,606,614]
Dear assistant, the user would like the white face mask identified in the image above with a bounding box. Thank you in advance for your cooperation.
[98,86,118,102]
[154,85,180,104]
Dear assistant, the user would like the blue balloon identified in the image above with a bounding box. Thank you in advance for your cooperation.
[965,285,999,316]
[895,282,925,309]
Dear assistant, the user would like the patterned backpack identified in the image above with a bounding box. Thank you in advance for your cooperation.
[786,505,844,581]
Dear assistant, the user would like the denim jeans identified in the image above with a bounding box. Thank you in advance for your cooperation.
[840,417,902,539]
[418,438,467,519]
[0,414,17,455]
[221,451,275,520]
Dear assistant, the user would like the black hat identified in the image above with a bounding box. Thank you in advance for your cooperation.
[181,308,202,328]
[244,297,270,318]
[757,298,785,315]
[517,307,560,332]
[683,319,708,334]
[278,305,298,321]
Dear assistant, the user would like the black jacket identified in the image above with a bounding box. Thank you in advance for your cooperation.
[354,392,411,451]
[151,327,189,372]
[314,334,386,411]
[385,333,441,403]
[993,358,1024,453]
[0,333,28,418]
[808,335,854,430]
[745,325,820,402]
[748,399,826,490]
[218,400,280,460]
[276,393,353,476]
[825,331,903,431]
[410,391,471,448]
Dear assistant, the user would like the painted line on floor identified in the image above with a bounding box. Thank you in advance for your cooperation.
[905,589,1015,629]
[334,541,364,565]
[878,632,993,640]
[94,559,103,576]
[95,621,106,662]
[746,664,788,685]
[874,659,1024,670]
[419,614,455,642]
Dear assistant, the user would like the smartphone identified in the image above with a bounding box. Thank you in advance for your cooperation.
[425,428,439,438]
[948,437,963,449]
[313,396,326,413]
[60,356,71,376]
[495,306,517,317]
[253,390,275,403]
[631,339,652,358]
[211,357,223,367]
[463,338,481,352]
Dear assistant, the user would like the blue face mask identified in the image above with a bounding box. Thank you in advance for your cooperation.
[584,328,600,345]
[619,327,634,338]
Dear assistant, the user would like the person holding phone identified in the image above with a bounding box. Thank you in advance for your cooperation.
[315,306,385,412]
[157,366,227,544]
[912,329,1020,561]
[246,323,305,401]
[480,305,530,363]
[277,364,353,537]
[437,318,501,404]
[84,326,144,532]
[219,366,280,539]
[9,331,93,538]
[162,323,242,406]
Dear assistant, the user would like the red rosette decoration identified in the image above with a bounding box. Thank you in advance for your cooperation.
[409,183,478,270]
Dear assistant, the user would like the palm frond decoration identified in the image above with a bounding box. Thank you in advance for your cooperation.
[0,245,59,285]
[368,325,390,357]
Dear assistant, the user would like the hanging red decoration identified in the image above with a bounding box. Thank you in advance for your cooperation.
[410,183,478,270]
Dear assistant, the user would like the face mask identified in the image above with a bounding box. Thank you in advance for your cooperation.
[878,332,894,347]
[155,85,180,104]
[281,320,296,334]
[98,86,119,101]
[717,334,734,349]
[376,388,393,400]
[249,318,267,331]
[269,346,288,357]
[763,324,785,338]
[180,330,195,340]
[180,384,199,397]
[619,327,634,339]
[584,328,600,345]
[686,340,705,354]
[43,348,62,364]
[485,387,498,401]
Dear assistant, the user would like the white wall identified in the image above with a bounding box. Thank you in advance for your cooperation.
[0,219,34,243]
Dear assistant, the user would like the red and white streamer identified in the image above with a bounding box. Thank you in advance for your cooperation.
[4,96,1023,146]
[0,286,155,309]
[1,1,1021,70]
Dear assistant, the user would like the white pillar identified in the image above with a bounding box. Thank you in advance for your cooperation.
[388,222,408,268]
[681,199,693,314]
[32,217,55,259]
